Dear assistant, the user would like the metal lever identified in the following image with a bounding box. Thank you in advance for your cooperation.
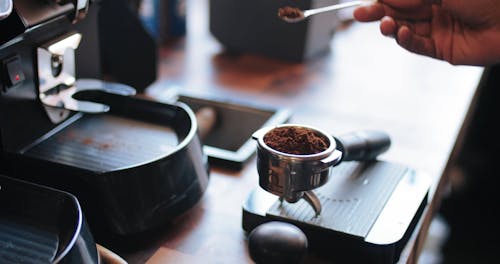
[37,32,136,116]
[56,0,90,23]
[72,0,90,23]
[40,79,136,113]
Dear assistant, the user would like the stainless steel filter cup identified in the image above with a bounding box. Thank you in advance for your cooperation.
[252,124,342,213]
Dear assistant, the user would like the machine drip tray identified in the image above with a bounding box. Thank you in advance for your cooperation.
[242,161,430,263]
[22,114,179,172]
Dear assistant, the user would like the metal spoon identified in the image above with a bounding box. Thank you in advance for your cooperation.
[278,1,366,23]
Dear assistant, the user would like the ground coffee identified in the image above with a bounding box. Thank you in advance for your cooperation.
[263,126,329,155]
[278,6,303,20]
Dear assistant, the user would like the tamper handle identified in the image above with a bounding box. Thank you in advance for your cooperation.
[248,221,308,264]
[335,130,391,162]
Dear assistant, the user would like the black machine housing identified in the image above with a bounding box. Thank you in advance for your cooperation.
[0,0,209,245]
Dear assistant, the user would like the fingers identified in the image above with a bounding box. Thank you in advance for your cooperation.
[353,3,386,22]
[379,16,436,58]
[425,0,442,4]
[354,1,433,22]
[396,25,436,58]
[396,20,431,36]
[381,0,440,8]
[380,0,422,8]
[380,16,397,36]
[353,0,438,60]
[379,17,430,36]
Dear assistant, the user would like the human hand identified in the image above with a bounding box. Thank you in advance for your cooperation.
[353,0,500,66]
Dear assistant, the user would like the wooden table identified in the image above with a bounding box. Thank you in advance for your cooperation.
[121,0,484,263]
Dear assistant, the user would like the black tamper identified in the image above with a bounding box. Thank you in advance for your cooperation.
[248,221,308,264]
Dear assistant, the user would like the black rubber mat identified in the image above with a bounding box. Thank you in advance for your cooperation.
[267,161,408,237]
[24,114,179,172]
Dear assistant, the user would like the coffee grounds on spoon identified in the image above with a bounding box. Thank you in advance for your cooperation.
[264,126,329,155]
[278,6,303,19]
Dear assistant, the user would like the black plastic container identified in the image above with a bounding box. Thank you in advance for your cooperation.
[0,175,98,264]
[2,93,210,239]
[209,0,339,61]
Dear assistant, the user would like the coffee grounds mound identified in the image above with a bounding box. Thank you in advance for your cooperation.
[263,126,329,155]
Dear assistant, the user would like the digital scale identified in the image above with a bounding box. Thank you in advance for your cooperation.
[243,160,430,263]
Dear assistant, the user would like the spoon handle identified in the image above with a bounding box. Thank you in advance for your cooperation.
[304,0,368,17]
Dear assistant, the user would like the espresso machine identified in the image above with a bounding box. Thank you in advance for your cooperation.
[0,0,209,247]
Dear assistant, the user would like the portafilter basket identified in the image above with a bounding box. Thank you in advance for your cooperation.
[252,124,391,216]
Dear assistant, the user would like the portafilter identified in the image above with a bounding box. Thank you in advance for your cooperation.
[252,124,391,216]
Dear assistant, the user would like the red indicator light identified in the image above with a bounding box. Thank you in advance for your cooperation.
[15,74,20,81]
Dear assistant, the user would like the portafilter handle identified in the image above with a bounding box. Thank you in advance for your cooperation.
[335,130,391,162]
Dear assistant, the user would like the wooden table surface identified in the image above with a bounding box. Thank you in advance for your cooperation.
[121,0,484,263]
